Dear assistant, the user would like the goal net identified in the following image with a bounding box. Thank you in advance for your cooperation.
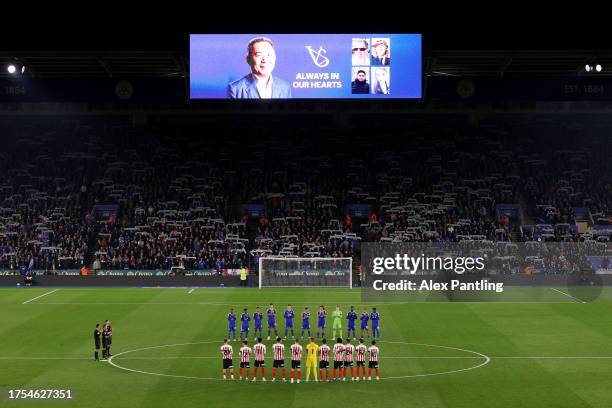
[258,257,353,288]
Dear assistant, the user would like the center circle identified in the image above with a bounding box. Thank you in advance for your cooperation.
[378,340,490,379]
[108,340,490,381]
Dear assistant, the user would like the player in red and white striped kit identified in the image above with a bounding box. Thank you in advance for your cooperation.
[332,337,345,381]
[290,339,303,384]
[355,338,368,381]
[343,338,355,381]
[220,339,234,380]
[271,337,286,382]
[239,340,252,380]
[252,337,267,382]
[367,340,380,380]
[318,338,331,382]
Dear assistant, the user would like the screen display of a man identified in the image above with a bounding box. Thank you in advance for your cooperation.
[228,37,292,99]
[352,70,370,94]
[351,38,370,66]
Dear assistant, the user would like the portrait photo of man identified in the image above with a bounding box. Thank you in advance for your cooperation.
[351,38,370,66]
[351,68,370,94]
[227,37,292,99]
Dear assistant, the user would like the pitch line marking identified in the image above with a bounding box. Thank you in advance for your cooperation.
[24,301,581,306]
[494,356,612,359]
[377,341,491,379]
[5,355,612,361]
[22,289,60,304]
[550,288,586,303]
[0,357,90,360]
[108,341,221,381]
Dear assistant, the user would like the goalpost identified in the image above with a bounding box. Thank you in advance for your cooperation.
[258,257,353,288]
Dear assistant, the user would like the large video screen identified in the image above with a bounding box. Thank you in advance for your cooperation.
[190,34,421,99]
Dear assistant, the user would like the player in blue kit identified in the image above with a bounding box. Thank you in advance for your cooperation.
[347,306,358,340]
[317,305,326,338]
[301,307,311,339]
[253,306,263,340]
[228,308,237,341]
[284,304,295,339]
[240,308,251,340]
[370,307,381,339]
[360,308,370,339]
[267,303,278,340]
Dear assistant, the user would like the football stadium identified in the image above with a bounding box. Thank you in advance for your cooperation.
[1,15,612,408]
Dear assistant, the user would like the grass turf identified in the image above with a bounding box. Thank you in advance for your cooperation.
[1,286,612,408]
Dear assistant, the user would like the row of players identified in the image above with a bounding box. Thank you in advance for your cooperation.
[220,337,380,382]
[228,304,381,341]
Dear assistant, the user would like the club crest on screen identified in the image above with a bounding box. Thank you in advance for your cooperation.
[305,46,330,68]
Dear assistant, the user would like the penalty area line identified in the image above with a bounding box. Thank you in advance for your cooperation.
[22,289,60,304]
[550,288,586,304]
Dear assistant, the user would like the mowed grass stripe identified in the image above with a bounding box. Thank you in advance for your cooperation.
[469,302,611,356]
[19,285,612,305]
[547,302,612,344]
[464,302,595,407]
[17,288,169,407]
[2,288,612,408]
[379,304,450,407]
[135,292,232,408]
[0,290,109,388]
[392,303,500,407]
[134,289,321,408]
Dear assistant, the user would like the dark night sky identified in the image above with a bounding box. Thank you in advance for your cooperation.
[1,6,607,52]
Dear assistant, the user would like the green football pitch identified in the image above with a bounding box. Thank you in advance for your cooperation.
[2,286,612,408]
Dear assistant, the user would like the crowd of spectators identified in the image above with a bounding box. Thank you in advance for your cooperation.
[0,116,610,273]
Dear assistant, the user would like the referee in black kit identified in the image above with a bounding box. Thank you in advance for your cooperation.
[94,324,102,361]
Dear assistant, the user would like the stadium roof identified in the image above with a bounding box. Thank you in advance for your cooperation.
[1,49,611,78]
[0,51,185,78]
[1,11,610,78]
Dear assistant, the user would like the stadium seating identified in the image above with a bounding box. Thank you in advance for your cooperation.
[0,116,610,273]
